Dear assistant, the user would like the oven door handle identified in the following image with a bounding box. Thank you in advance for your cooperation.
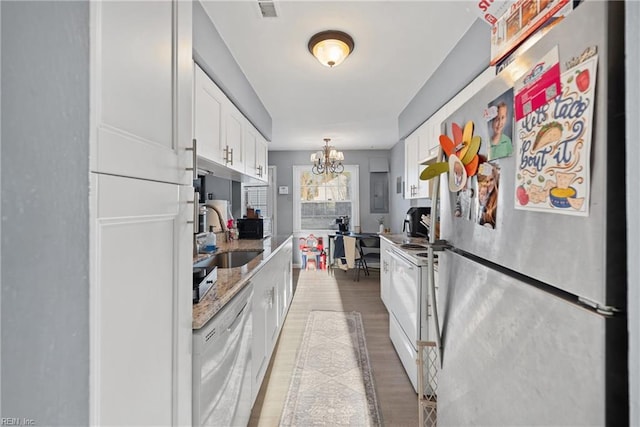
[387,248,415,270]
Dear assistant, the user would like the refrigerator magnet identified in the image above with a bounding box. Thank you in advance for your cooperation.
[449,155,467,193]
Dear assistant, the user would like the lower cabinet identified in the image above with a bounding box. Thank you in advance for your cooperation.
[91,173,192,426]
[380,238,392,310]
[251,237,293,404]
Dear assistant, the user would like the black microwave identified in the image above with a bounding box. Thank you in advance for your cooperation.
[237,218,264,239]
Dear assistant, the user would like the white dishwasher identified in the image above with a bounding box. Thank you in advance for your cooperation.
[193,283,253,427]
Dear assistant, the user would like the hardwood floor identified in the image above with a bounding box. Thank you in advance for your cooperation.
[249,268,419,426]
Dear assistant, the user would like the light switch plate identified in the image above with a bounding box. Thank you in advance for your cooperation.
[278,186,289,195]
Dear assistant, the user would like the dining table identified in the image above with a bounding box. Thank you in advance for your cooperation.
[326,231,381,275]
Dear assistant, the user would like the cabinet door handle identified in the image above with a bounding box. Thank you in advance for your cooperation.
[185,139,197,180]
[224,145,231,165]
[230,147,234,165]
[227,302,248,332]
[266,288,274,308]
[188,192,198,225]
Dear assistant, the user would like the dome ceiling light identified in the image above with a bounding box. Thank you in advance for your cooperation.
[308,30,355,68]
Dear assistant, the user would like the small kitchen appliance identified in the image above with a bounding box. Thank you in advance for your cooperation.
[402,207,430,237]
[237,218,264,239]
[336,216,350,233]
[192,264,217,304]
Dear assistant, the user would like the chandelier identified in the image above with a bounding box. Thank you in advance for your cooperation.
[310,138,344,175]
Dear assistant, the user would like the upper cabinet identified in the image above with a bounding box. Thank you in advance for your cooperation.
[194,64,225,164]
[194,63,268,184]
[244,119,258,178]
[405,67,495,200]
[91,1,192,185]
[404,132,420,199]
[255,135,268,181]
[225,105,246,173]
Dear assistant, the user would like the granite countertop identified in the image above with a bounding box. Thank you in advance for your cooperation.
[192,234,293,330]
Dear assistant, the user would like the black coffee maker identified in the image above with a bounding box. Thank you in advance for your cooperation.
[336,216,350,233]
[403,207,430,238]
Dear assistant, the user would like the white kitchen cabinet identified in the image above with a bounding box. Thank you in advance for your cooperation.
[251,260,278,402]
[90,174,192,426]
[404,132,420,199]
[90,0,192,186]
[251,238,293,404]
[225,103,246,173]
[277,239,293,325]
[194,64,225,164]
[89,1,193,425]
[255,134,269,183]
[243,120,269,183]
[380,238,392,309]
[193,63,269,184]
[244,119,258,178]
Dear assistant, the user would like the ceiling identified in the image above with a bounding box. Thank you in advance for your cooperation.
[201,1,480,151]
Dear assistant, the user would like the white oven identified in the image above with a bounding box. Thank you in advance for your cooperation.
[383,241,438,393]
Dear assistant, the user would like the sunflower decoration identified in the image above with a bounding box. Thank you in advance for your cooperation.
[420,121,481,192]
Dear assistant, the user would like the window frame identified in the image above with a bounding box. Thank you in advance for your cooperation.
[292,165,359,233]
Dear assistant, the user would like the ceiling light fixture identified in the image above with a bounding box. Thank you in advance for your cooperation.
[310,138,344,175]
[308,30,355,68]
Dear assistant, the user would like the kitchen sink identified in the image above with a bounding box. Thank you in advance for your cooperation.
[195,250,264,269]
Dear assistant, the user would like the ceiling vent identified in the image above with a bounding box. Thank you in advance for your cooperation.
[258,0,278,18]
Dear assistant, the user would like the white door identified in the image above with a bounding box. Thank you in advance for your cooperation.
[91,173,192,426]
[90,0,192,185]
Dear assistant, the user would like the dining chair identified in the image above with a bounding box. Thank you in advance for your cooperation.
[339,236,367,281]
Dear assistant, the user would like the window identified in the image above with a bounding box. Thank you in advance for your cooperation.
[293,165,359,231]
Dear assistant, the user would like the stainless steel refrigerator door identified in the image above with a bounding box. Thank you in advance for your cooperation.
[439,0,625,307]
[438,251,606,426]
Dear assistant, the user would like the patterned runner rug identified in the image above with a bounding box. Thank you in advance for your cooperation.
[279,310,382,426]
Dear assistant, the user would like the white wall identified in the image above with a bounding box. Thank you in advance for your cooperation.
[626,1,639,424]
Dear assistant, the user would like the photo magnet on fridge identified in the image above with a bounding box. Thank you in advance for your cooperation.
[486,88,515,161]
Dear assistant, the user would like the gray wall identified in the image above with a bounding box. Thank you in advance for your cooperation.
[268,150,390,235]
[626,1,639,424]
[193,0,272,141]
[1,2,90,425]
[202,174,242,219]
[398,19,491,139]
[388,140,411,234]
[390,18,491,236]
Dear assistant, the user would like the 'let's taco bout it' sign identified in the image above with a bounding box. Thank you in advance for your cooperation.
[514,54,597,216]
